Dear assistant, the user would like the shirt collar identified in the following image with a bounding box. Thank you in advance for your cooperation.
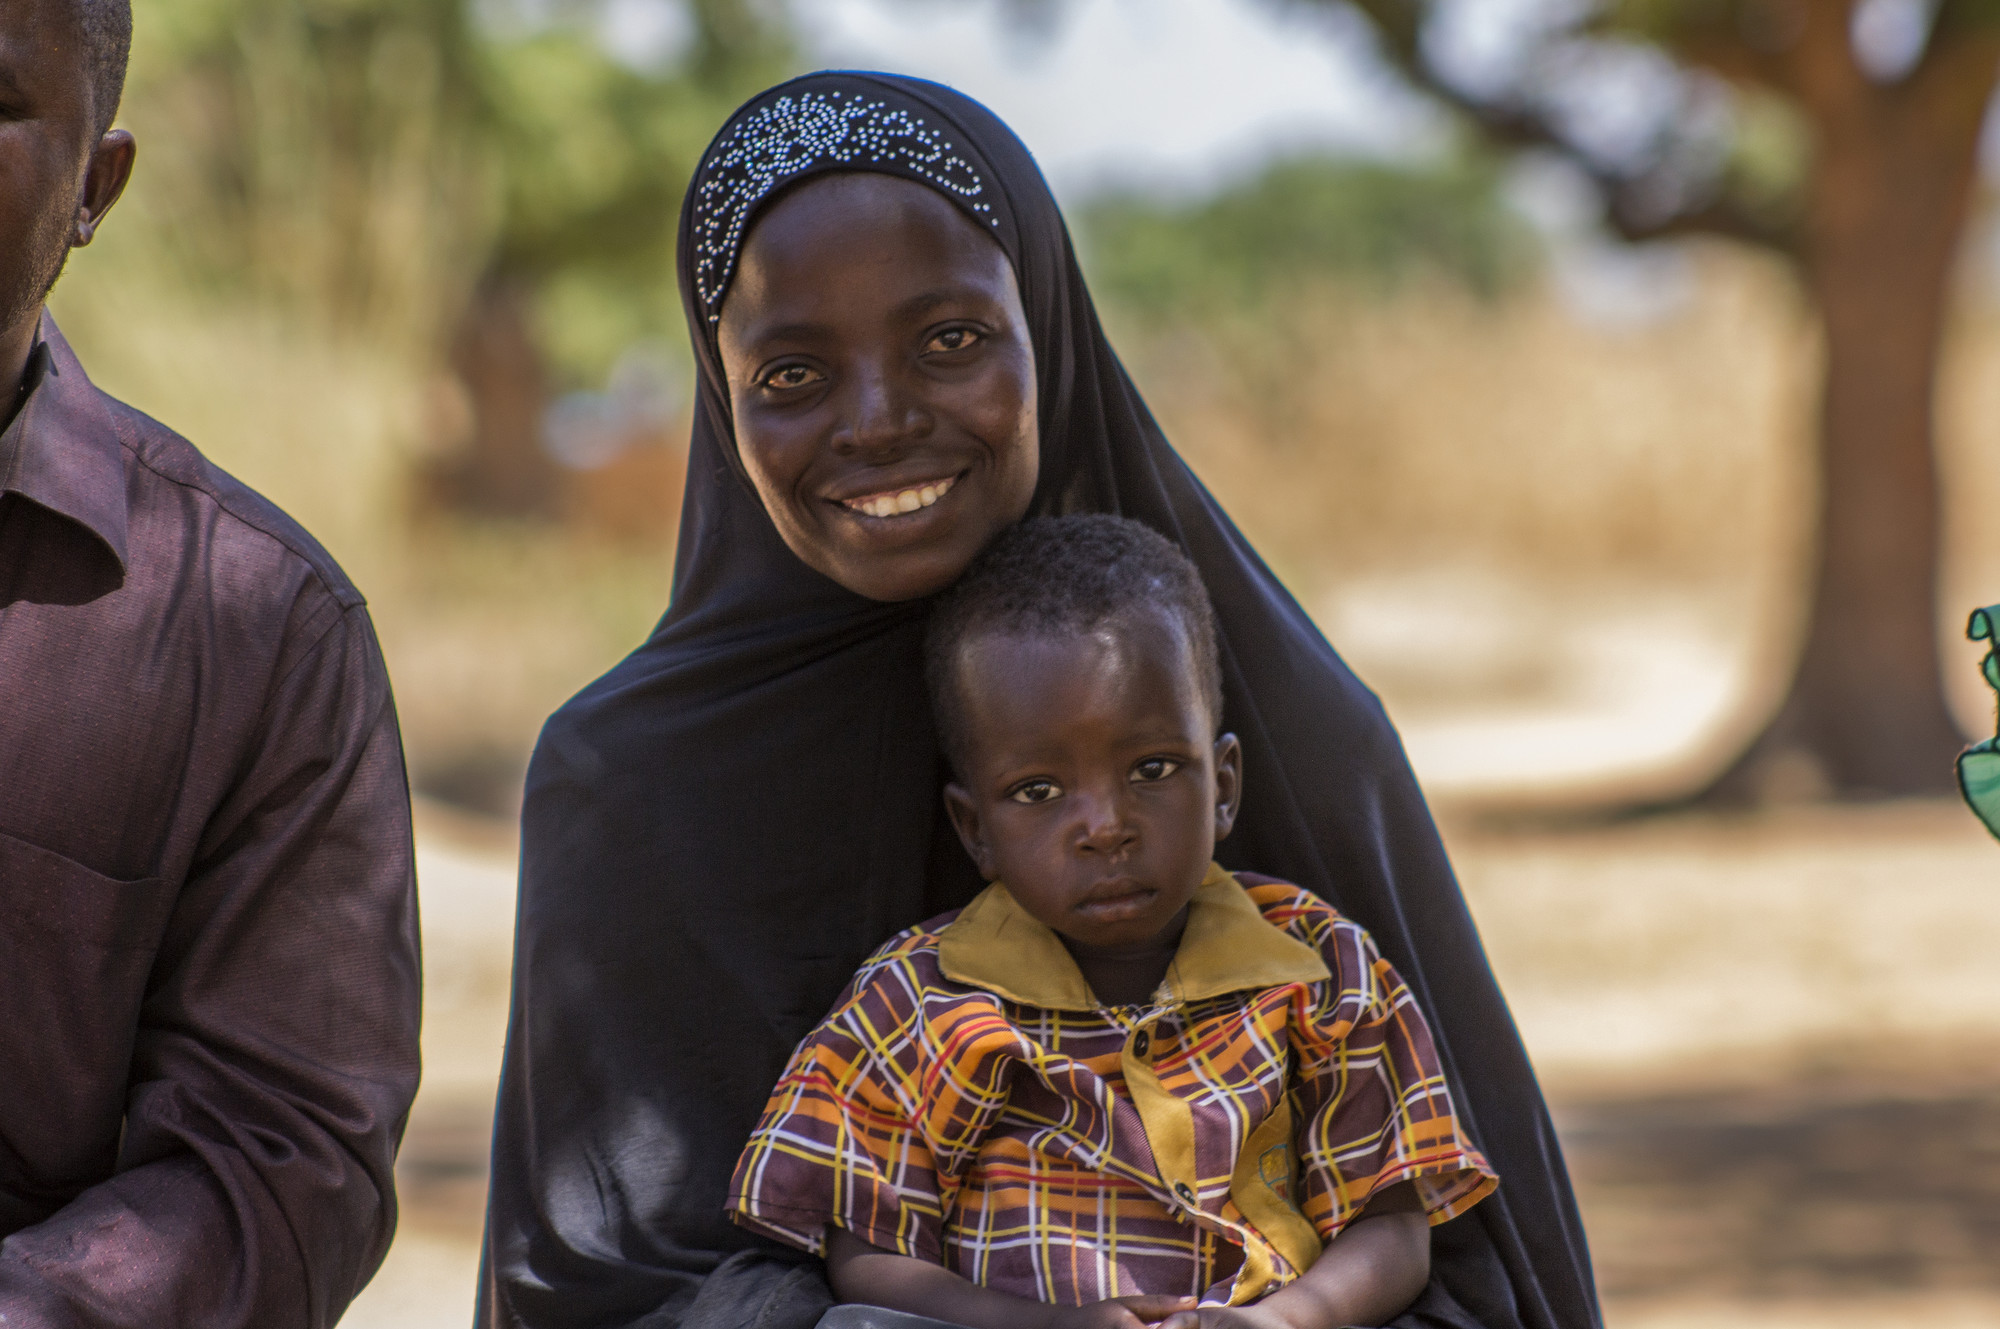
[937,862,1330,1012]
[0,313,129,571]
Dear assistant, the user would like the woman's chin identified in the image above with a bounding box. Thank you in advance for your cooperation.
[797,515,991,602]
[813,545,970,603]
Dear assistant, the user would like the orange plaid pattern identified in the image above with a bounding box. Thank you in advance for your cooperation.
[727,867,1495,1307]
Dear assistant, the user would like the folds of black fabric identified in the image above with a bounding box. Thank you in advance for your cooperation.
[477,71,1602,1329]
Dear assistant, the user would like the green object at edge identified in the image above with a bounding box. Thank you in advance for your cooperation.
[1960,605,2000,840]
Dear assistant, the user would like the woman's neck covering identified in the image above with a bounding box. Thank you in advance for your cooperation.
[479,71,1602,1329]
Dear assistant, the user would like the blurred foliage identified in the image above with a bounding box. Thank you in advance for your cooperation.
[119,0,485,344]
[476,1,791,383]
[114,0,790,381]
[1719,89,1811,232]
[1075,155,1536,319]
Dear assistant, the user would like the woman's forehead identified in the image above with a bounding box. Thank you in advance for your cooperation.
[746,174,1005,277]
[719,174,1019,341]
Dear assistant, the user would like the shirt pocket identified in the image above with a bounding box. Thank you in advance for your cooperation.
[0,829,177,1202]
[0,829,174,950]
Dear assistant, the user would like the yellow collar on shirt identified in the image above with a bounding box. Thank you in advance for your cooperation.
[936,861,1329,1011]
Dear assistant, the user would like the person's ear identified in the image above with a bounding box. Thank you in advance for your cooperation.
[73,130,135,248]
[944,782,999,880]
[1211,732,1242,842]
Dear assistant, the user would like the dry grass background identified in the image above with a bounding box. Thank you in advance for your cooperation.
[49,233,2000,803]
[45,235,2000,1326]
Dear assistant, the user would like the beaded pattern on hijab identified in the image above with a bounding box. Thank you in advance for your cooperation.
[689,88,997,321]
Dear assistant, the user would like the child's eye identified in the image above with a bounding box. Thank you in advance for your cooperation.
[1131,758,1181,784]
[1008,779,1062,805]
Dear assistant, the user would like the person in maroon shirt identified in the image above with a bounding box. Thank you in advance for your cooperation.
[0,3,421,1326]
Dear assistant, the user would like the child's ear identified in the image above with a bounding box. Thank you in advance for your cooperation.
[944,783,999,880]
[1211,732,1243,842]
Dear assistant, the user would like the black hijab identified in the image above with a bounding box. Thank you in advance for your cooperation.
[480,71,1600,1329]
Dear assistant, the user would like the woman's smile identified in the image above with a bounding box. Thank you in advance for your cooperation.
[832,471,961,521]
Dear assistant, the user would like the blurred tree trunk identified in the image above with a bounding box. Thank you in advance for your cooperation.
[442,274,561,518]
[1326,0,2000,799]
[1712,25,1998,798]
[420,0,791,522]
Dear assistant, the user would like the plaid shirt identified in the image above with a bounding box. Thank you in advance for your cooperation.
[727,865,1496,1307]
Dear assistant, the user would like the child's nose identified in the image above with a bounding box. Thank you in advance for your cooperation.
[1075,788,1138,856]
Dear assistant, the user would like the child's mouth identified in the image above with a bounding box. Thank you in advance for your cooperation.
[1075,883,1156,923]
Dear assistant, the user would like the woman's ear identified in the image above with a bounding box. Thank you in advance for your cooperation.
[944,783,998,880]
[1211,732,1243,842]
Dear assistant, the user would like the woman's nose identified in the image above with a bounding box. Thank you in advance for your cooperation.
[832,363,932,456]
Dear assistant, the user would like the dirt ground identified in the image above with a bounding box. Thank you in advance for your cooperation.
[343,799,2000,1329]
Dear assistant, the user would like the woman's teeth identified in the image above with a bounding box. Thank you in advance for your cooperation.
[846,475,956,519]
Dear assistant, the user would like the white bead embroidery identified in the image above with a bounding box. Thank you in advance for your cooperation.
[690,89,995,322]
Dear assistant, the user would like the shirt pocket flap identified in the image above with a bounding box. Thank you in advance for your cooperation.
[0,829,172,951]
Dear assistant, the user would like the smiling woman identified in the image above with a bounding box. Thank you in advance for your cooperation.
[480,71,1601,1329]
[717,173,1038,601]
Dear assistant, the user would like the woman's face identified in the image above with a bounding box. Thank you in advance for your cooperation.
[717,173,1040,602]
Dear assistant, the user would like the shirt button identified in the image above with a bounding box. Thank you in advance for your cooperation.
[1132,1030,1150,1058]
[1174,1182,1196,1204]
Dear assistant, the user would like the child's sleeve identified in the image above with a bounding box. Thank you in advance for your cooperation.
[726,943,961,1263]
[1289,915,1499,1242]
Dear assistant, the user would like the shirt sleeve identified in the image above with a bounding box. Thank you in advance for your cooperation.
[728,943,1004,1265]
[0,603,421,1329]
[1290,915,1498,1241]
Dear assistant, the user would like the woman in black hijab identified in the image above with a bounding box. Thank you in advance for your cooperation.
[479,72,1600,1329]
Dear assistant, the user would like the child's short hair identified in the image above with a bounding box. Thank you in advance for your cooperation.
[925,514,1224,773]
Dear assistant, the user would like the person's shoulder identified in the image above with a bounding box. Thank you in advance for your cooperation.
[527,628,688,793]
[1236,871,1339,932]
[1233,870,1379,966]
[851,912,957,988]
[834,907,1029,1026]
[804,917,994,1054]
[106,395,366,622]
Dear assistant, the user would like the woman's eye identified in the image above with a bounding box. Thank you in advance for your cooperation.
[1132,758,1181,784]
[924,327,982,355]
[761,364,822,391]
[1008,780,1062,805]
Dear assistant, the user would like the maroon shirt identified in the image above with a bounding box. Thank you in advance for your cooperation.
[0,317,420,1327]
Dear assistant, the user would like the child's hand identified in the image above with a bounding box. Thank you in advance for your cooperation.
[1049,1294,1201,1329]
[1153,1306,1291,1329]
[826,1226,1198,1329]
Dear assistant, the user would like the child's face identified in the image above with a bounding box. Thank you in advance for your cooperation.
[942,610,1241,951]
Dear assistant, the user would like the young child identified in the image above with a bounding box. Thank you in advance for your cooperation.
[727,515,1496,1329]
